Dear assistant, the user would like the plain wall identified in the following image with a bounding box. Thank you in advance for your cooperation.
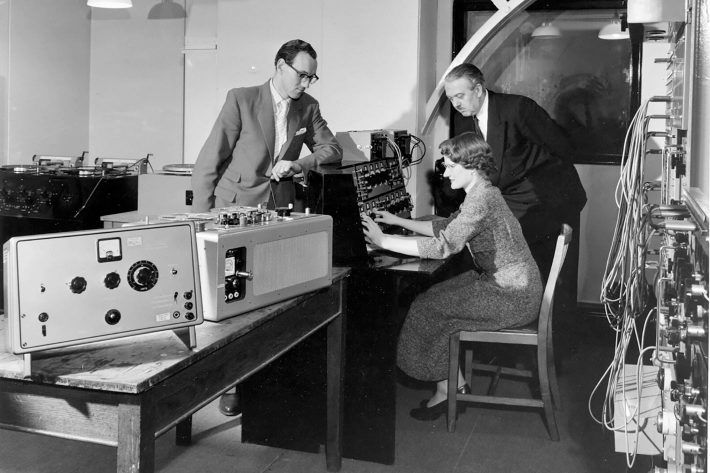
[6,0,90,164]
[89,1,184,169]
[0,2,8,163]
[182,0,430,211]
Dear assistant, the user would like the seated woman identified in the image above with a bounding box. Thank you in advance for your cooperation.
[361,132,543,420]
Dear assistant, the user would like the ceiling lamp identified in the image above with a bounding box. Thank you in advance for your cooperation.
[531,22,562,39]
[148,0,187,19]
[87,0,132,7]
[598,12,630,40]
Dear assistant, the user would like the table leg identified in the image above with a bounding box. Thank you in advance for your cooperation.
[325,304,345,471]
[117,402,155,473]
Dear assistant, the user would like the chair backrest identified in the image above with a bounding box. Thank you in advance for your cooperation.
[537,224,573,336]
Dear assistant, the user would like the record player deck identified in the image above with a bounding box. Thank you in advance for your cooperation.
[0,164,138,220]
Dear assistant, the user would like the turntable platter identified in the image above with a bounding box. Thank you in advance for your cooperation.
[162,163,194,175]
[1,165,40,174]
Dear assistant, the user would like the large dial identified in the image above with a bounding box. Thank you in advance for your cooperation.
[127,260,159,291]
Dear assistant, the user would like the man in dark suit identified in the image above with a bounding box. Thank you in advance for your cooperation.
[443,63,587,353]
[192,39,342,212]
[191,39,342,415]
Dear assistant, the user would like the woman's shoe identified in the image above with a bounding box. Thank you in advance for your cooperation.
[218,392,241,417]
[409,384,471,421]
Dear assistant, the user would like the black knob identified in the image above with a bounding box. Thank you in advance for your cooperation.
[105,309,121,325]
[185,312,195,321]
[183,290,193,300]
[104,272,121,289]
[38,312,49,322]
[70,276,87,294]
[135,267,152,286]
[184,301,193,310]
[127,260,159,291]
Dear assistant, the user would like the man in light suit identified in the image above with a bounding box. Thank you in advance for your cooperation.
[192,39,341,416]
[443,63,587,356]
[191,39,342,212]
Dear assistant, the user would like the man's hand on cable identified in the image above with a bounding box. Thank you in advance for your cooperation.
[270,160,302,181]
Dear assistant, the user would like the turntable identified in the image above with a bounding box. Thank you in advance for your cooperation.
[0,162,139,307]
[1,164,41,174]
[162,163,194,175]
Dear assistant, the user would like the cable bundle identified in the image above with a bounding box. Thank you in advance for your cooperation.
[385,133,426,185]
[601,98,658,330]
[590,98,664,468]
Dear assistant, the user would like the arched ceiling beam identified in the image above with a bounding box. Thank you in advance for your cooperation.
[422,0,536,134]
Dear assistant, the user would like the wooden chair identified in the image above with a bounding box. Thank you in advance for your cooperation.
[446,224,572,440]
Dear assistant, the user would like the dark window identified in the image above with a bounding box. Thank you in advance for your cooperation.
[452,0,642,165]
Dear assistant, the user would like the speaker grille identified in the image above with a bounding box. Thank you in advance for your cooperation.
[252,231,329,295]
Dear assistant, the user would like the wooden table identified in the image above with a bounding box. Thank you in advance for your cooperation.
[242,252,463,464]
[0,268,349,473]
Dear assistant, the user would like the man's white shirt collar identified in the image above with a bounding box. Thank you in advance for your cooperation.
[269,79,290,112]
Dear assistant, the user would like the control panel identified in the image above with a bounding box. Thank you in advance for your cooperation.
[654,210,708,473]
[3,221,203,355]
[349,158,407,201]
[346,158,414,219]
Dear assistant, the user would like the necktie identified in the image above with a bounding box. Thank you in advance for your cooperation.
[472,115,483,140]
[275,100,288,160]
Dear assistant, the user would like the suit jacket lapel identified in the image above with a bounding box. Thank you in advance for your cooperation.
[486,91,504,186]
[278,99,302,161]
[257,81,276,161]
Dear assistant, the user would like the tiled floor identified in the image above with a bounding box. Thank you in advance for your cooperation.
[0,329,653,473]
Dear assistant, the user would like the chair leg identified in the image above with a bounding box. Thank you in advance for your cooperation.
[537,344,560,441]
[464,347,473,388]
[447,333,461,433]
[487,366,502,395]
[547,334,562,411]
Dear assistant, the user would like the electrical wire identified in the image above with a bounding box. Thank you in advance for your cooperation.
[408,134,426,166]
[126,154,154,173]
[73,176,106,219]
[74,154,153,219]
[591,97,668,468]
[386,136,410,184]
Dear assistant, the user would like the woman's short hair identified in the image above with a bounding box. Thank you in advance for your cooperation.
[439,132,497,176]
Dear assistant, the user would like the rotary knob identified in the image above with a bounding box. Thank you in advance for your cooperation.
[105,309,121,325]
[70,276,87,294]
[104,272,121,289]
[127,260,159,291]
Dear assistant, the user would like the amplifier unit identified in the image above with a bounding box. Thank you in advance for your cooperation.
[3,222,203,374]
[155,207,333,321]
[336,129,409,165]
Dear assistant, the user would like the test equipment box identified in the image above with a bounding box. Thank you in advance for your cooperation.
[3,222,204,361]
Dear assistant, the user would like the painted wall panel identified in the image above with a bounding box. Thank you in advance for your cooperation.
[89,2,184,170]
[8,0,90,164]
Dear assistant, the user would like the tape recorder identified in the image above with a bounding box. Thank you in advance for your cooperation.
[154,206,333,321]
[3,221,203,374]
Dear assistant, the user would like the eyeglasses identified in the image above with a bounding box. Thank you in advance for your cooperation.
[284,61,319,85]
